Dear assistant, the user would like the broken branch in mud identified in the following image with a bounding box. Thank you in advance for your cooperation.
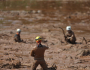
[53,25,66,42]
[58,27,66,37]
[82,37,87,44]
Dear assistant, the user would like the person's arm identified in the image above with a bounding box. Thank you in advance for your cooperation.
[65,32,69,37]
[14,34,18,42]
[30,50,35,57]
[64,32,69,40]
[43,45,49,49]
[18,35,22,42]
[67,32,75,39]
[71,32,75,38]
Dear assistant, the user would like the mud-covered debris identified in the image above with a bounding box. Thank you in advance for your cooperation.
[82,37,87,44]
[6,58,14,61]
[4,52,9,55]
[82,49,90,56]
[48,63,57,70]
[13,61,21,68]
[77,60,88,63]
[76,49,90,57]
[0,33,11,39]
[1,61,21,69]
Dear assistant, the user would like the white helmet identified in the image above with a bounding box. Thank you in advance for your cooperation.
[17,29,21,32]
[66,26,71,30]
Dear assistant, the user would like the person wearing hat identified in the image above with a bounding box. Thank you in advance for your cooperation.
[65,26,76,44]
[31,36,49,70]
[14,29,23,42]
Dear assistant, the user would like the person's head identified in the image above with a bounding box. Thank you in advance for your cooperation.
[35,36,42,44]
[17,29,21,34]
[66,26,71,32]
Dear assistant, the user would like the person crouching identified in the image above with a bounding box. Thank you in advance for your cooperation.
[65,26,76,44]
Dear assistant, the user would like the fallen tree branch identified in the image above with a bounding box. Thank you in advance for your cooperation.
[53,25,66,41]
[82,37,87,44]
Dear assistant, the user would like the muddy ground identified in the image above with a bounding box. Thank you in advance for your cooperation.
[0,1,90,70]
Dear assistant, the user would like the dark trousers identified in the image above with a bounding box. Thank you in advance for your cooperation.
[32,60,47,70]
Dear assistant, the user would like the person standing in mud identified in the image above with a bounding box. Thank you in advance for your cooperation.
[14,29,23,42]
[65,26,76,44]
[31,36,49,70]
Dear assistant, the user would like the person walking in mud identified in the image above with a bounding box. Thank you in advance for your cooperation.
[65,26,76,44]
[14,29,23,42]
[31,36,49,70]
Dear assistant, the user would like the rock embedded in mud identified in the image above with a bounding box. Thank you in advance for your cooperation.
[85,66,90,69]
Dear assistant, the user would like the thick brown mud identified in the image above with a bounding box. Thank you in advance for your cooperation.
[0,0,90,70]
